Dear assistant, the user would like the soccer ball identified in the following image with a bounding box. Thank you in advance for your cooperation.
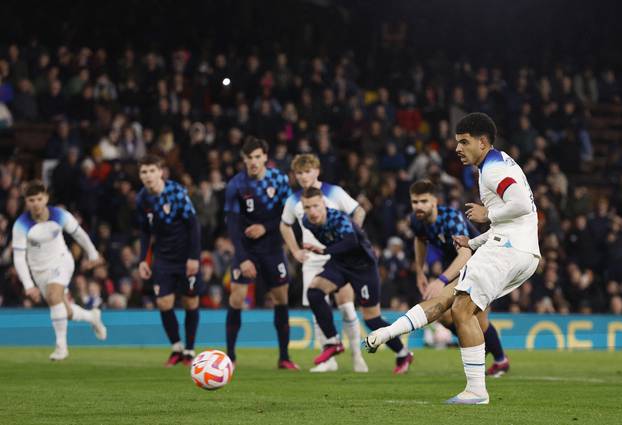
[190,350,234,390]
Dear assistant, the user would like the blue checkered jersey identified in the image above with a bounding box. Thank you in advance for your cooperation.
[303,208,376,269]
[225,168,292,258]
[410,205,479,267]
[136,180,201,264]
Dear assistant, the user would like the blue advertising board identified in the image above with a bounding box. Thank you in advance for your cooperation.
[0,309,621,350]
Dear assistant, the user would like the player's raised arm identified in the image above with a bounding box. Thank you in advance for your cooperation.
[59,208,99,262]
[11,221,36,291]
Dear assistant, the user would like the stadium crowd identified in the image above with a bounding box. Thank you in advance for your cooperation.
[0,39,621,315]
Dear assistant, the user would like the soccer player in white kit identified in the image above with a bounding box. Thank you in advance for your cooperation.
[364,113,540,404]
[280,154,368,372]
[12,181,107,361]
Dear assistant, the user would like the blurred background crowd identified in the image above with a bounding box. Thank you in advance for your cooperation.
[1,0,621,314]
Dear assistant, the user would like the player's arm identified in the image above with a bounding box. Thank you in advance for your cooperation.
[11,224,36,294]
[180,188,201,276]
[425,247,471,300]
[303,218,359,255]
[224,180,250,262]
[467,229,491,251]
[61,209,100,263]
[351,206,366,227]
[335,185,366,227]
[484,167,534,222]
[414,236,428,296]
[280,195,308,263]
[136,195,153,279]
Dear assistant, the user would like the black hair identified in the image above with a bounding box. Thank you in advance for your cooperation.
[241,136,269,156]
[410,179,437,196]
[24,180,47,197]
[455,112,497,144]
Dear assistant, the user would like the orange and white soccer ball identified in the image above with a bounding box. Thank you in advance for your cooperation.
[190,350,234,390]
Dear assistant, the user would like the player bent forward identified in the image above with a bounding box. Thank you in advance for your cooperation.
[301,187,413,374]
[12,180,107,361]
[364,112,540,404]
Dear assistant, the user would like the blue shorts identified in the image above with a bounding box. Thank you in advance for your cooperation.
[231,251,289,289]
[317,259,380,306]
[152,261,205,298]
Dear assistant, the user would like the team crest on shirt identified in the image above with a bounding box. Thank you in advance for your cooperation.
[438,234,446,244]
[162,203,171,214]
[266,187,276,198]
[233,269,241,280]
[147,212,154,225]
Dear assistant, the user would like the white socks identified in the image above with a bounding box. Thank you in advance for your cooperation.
[461,343,487,396]
[70,304,95,323]
[385,304,428,340]
[338,302,363,358]
[50,303,68,349]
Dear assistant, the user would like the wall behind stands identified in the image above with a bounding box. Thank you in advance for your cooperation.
[0,309,621,351]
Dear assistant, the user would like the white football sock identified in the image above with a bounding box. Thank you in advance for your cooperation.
[461,343,487,396]
[386,304,428,339]
[70,304,95,323]
[172,341,184,352]
[50,303,68,349]
[338,302,362,357]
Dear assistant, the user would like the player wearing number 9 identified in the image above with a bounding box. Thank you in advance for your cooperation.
[301,187,414,373]
[223,136,300,370]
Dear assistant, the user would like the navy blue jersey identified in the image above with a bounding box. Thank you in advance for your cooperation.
[137,180,201,264]
[303,207,376,269]
[410,205,479,267]
[225,168,291,259]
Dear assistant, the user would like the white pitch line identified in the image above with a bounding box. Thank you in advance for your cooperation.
[511,376,606,383]
[384,400,431,405]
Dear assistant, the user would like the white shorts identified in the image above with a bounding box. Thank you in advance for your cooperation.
[455,239,539,311]
[31,253,75,297]
[301,255,329,306]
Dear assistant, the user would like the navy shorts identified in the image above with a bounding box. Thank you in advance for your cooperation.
[152,261,205,298]
[231,251,289,289]
[317,259,380,306]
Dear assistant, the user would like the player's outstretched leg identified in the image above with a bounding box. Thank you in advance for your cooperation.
[49,303,69,361]
[183,306,200,366]
[308,287,344,365]
[337,297,368,373]
[69,303,107,340]
[363,282,457,352]
[364,313,413,374]
[480,315,509,377]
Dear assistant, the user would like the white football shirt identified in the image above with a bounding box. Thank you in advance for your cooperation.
[12,207,97,273]
[477,149,540,257]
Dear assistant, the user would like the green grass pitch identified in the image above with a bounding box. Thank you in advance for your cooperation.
[0,347,620,425]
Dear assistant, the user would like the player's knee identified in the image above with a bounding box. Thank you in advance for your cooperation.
[334,285,354,305]
[439,310,454,327]
[182,296,199,310]
[451,295,476,324]
[156,295,174,311]
[361,305,381,321]
[307,287,325,306]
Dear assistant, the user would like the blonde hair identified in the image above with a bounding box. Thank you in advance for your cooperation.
[291,154,320,172]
